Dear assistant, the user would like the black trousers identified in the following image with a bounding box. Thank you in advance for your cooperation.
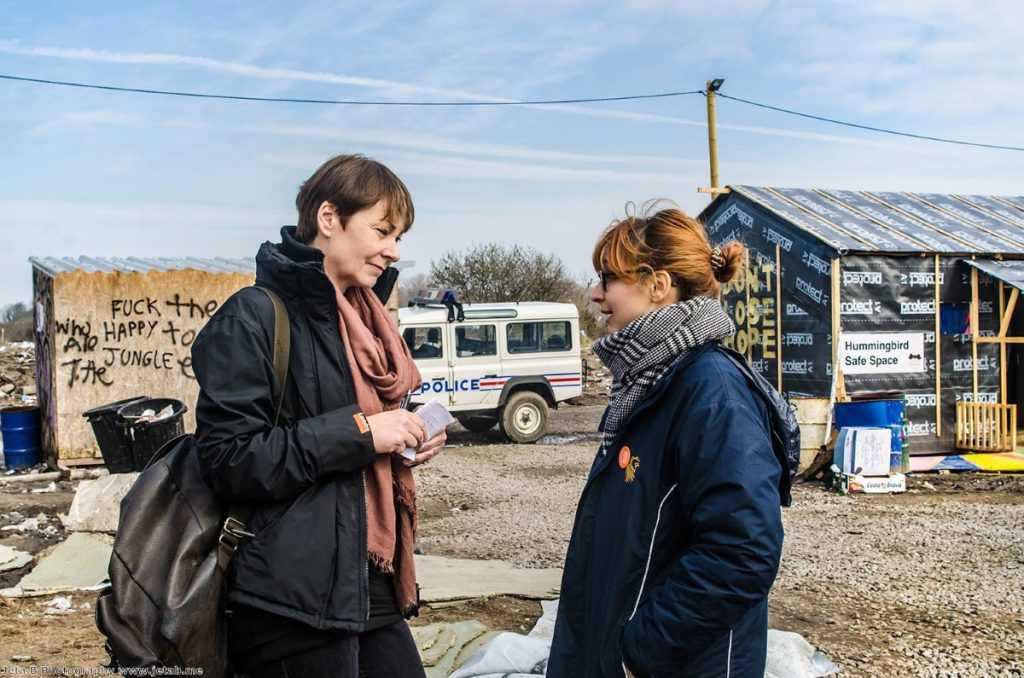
[239,620,425,678]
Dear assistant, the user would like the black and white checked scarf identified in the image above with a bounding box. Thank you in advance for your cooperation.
[592,296,735,454]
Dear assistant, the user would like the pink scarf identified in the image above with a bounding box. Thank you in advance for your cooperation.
[332,281,422,614]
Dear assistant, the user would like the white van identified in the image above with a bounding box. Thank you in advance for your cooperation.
[398,299,583,443]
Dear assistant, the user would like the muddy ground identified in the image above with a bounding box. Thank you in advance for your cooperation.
[2,403,1023,676]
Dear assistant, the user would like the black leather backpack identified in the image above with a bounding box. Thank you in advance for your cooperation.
[95,286,289,676]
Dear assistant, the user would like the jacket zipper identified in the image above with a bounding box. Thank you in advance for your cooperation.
[628,483,678,621]
[362,469,370,621]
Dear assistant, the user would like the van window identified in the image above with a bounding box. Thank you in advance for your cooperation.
[455,324,497,357]
[403,326,444,359]
[506,321,572,353]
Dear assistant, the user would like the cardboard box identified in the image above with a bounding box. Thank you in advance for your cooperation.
[848,473,907,494]
[834,427,891,477]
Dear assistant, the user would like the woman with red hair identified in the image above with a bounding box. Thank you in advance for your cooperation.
[548,202,791,677]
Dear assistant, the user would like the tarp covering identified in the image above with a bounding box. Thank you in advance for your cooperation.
[729,187,1024,255]
[962,259,1024,293]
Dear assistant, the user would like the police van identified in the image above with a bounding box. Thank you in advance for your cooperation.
[398,294,582,443]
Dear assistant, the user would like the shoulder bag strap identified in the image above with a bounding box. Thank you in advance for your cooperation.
[217,286,290,571]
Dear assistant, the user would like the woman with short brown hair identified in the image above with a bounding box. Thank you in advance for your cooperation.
[194,154,442,677]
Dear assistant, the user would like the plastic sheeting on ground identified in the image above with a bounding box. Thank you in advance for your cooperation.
[449,600,556,678]
[911,450,1024,473]
[765,630,839,678]
[449,600,838,678]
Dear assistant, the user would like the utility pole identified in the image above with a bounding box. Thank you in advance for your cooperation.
[698,78,730,197]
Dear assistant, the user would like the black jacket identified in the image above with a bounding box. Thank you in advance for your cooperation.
[192,226,399,631]
[548,342,788,677]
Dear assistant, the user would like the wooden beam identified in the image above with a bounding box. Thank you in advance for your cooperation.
[971,267,979,398]
[998,287,1019,338]
[831,257,843,401]
[934,255,942,438]
[745,258,752,362]
[1000,282,1007,412]
[776,244,783,393]
[697,186,731,195]
[977,337,1024,344]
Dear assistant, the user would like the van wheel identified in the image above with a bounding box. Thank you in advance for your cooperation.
[457,416,497,432]
[500,391,548,444]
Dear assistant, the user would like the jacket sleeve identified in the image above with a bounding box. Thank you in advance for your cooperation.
[191,307,375,504]
[621,398,783,675]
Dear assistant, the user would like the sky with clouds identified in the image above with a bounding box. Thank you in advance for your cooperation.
[1,0,1022,307]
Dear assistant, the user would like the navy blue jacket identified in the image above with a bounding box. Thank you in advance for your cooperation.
[548,341,787,677]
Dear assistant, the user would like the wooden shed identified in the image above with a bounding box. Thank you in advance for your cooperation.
[29,256,255,467]
[699,187,1024,465]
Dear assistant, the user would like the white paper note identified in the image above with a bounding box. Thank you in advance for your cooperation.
[402,400,455,460]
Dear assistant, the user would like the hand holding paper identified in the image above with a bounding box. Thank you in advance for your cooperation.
[402,400,454,461]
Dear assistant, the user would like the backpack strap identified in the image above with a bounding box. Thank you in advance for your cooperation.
[715,344,798,507]
[216,286,290,571]
[260,286,291,424]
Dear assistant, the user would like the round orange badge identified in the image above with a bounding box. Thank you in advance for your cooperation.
[618,446,631,469]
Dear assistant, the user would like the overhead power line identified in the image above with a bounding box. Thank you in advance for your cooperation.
[0,74,702,106]
[2,72,1022,152]
[715,92,1024,153]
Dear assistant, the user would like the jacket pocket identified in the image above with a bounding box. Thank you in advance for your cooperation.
[233,482,338,615]
[626,482,679,622]
[248,498,293,542]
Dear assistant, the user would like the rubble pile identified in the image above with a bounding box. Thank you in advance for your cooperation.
[580,347,611,399]
[0,342,36,407]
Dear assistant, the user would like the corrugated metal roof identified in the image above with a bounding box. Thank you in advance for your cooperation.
[729,186,1024,255]
[962,259,1024,293]
[29,256,256,277]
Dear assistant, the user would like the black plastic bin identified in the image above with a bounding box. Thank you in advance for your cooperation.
[83,396,149,473]
[116,398,188,471]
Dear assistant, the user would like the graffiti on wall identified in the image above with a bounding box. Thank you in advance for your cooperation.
[32,267,57,463]
[720,259,779,360]
[54,293,220,389]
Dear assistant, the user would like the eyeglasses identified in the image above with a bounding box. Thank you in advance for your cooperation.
[597,270,622,292]
[597,269,679,292]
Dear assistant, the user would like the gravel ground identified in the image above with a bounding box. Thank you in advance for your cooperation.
[2,402,1022,675]
[418,404,1024,677]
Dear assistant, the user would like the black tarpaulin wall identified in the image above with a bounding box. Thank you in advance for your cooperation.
[705,195,834,399]
[702,191,1011,455]
[839,255,1001,453]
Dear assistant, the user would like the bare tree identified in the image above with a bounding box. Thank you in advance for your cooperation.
[566,276,605,340]
[0,302,32,343]
[430,244,575,304]
[1,302,28,323]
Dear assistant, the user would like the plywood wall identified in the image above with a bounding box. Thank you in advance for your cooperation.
[790,397,831,471]
[45,268,253,463]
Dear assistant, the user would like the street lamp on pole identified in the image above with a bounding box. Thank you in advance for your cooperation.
[698,78,730,197]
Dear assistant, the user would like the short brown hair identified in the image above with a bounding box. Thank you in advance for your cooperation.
[592,200,745,299]
[294,154,414,243]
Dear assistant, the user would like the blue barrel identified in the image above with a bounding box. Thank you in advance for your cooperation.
[834,399,905,429]
[1,406,41,470]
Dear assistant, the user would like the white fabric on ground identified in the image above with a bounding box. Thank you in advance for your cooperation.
[765,629,840,678]
[449,600,839,678]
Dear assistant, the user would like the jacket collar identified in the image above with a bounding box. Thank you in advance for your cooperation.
[255,226,399,312]
[589,342,717,480]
